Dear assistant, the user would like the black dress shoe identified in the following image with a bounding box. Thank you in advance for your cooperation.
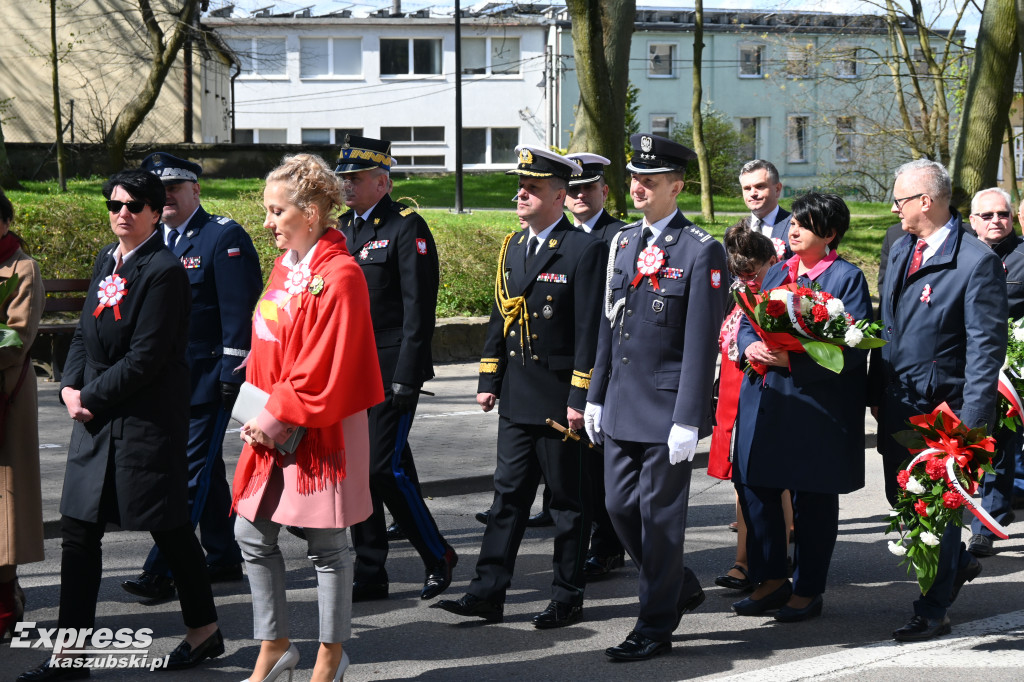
[17,659,90,681]
[967,534,995,558]
[475,511,490,525]
[732,581,792,616]
[774,594,823,623]
[206,563,243,583]
[605,630,670,661]
[583,554,624,579]
[532,600,583,629]
[951,555,982,602]
[680,585,706,614]
[121,572,175,601]
[421,546,458,600]
[893,614,951,642]
[165,629,224,670]
[387,522,406,541]
[431,593,504,622]
[714,564,752,591]
[526,510,554,527]
[352,580,389,602]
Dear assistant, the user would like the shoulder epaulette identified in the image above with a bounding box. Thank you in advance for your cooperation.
[391,201,416,218]
[214,216,231,225]
[684,223,714,244]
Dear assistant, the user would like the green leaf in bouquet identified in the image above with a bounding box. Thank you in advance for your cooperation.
[801,340,844,373]
[0,273,19,306]
[854,337,887,349]
[892,430,928,449]
[0,327,21,349]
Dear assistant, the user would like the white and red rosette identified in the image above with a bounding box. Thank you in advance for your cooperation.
[920,284,932,304]
[632,245,666,290]
[93,274,127,321]
[284,263,311,296]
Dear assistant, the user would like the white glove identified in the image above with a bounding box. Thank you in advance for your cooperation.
[667,423,699,464]
[584,402,604,445]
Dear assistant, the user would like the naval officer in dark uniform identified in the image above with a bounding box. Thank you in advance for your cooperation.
[336,135,457,602]
[122,153,263,602]
[433,146,607,628]
[585,134,728,661]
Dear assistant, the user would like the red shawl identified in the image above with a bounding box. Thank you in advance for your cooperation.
[232,229,384,508]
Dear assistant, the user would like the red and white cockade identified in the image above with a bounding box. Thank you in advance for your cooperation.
[284,263,311,296]
[93,274,127,321]
[631,245,666,290]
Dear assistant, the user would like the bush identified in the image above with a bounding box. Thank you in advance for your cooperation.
[672,108,745,197]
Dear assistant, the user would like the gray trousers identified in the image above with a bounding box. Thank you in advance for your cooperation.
[235,515,353,643]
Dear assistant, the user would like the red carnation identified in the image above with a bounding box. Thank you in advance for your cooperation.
[942,491,963,509]
[812,304,829,323]
[897,470,911,489]
[766,300,787,318]
[925,458,946,481]
[797,287,815,297]
[914,499,929,517]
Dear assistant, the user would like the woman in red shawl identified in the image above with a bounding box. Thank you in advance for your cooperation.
[234,154,383,682]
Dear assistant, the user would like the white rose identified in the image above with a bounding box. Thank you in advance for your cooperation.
[888,540,907,556]
[1013,325,1024,342]
[826,298,845,317]
[769,289,789,302]
[919,531,940,546]
[906,477,926,495]
[844,326,864,347]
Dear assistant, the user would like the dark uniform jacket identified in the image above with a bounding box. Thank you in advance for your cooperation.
[589,211,728,442]
[478,216,607,424]
[170,207,262,406]
[340,194,439,387]
[587,209,627,243]
[60,234,192,530]
[726,208,793,260]
[991,234,1024,319]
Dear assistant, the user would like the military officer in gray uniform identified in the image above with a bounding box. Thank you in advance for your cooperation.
[433,146,607,628]
[585,134,728,661]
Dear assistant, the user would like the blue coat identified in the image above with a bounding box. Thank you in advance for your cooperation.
[170,207,263,406]
[873,217,1007,449]
[733,257,871,494]
[588,211,728,441]
[726,208,793,260]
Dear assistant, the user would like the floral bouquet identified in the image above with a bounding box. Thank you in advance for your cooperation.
[0,274,21,349]
[732,281,885,375]
[886,403,1005,594]
[996,317,1024,431]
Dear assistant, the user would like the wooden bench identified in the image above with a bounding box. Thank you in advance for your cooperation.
[35,278,90,381]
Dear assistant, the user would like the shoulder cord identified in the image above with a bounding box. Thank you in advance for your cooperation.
[604,232,626,328]
[494,233,530,363]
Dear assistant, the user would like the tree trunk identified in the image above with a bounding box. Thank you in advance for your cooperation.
[50,0,67,191]
[691,0,713,222]
[0,118,22,191]
[565,0,636,217]
[951,0,1018,209]
[102,0,200,172]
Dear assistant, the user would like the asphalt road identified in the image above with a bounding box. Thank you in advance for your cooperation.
[5,363,1023,681]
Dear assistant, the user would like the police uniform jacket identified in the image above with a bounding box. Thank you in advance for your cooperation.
[60,235,192,531]
[726,208,793,260]
[873,216,1007,450]
[588,209,627,244]
[588,212,728,442]
[340,194,439,387]
[992,234,1024,318]
[734,257,871,494]
[171,207,262,406]
[478,216,607,423]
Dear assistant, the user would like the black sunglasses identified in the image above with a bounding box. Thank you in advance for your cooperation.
[974,211,1011,221]
[105,200,147,214]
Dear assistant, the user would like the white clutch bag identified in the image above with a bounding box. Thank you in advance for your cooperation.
[231,381,305,455]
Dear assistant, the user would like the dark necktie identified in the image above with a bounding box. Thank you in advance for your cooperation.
[635,226,653,263]
[525,236,538,266]
[167,228,180,250]
[353,216,365,232]
[907,239,927,277]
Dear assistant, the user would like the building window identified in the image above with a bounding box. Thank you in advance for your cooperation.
[464,127,519,165]
[739,117,760,160]
[235,129,286,144]
[461,37,521,75]
[836,47,858,78]
[334,128,364,143]
[648,43,676,78]
[380,126,445,143]
[300,38,362,77]
[787,115,809,163]
[226,37,286,76]
[835,116,855,162]
[785,47,811,79]
[651,115,675,138]
[381,38,442,76]
[301,128,331,144]
[739,45,763,78]
[393,155,446,167]
[234,129,254,144]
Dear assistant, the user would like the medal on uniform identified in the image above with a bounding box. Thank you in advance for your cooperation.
[94,274,127,321]
[543,304,553,319]
[632,245,666,290]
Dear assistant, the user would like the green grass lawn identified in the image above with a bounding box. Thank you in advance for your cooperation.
[7,175,898,316]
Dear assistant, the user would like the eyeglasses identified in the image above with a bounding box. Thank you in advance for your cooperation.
[105,200,147,214]
[973,211,1011,221]
[892,193,925,212]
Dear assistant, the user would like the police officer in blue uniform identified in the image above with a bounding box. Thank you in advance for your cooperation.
[433,146,607,628]
[122,153,263,601]
[336,135,457,602]
[585,134,728,660]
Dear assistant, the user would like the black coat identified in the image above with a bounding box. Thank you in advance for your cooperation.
[588,209,627,243]
[339,194,439,387]
[478,217,608,423]
[60,233,192,531]
[992,234,1024,319]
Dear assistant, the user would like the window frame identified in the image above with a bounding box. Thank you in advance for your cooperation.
[647,42,678,79]
[785,46,812,79]
[460,36,522,77]
[835,116,855,163]
[299,37,363,80]
[228,36,288,79]
[787,114,810,164]
[650,114,675,138]
[738,43,765,79]
[380,37,444,78]
[834,46,859,79]
[463,127,520,166]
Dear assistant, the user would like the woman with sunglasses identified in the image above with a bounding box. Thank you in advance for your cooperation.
[19,170,221,682]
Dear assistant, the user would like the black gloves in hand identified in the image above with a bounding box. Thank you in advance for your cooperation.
[391,382,419,412]
[221,382,241,412]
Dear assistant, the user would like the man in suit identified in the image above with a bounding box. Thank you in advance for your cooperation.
[872,160,1006,642]
[122,153,262,602]
[433,146,607,628]
[727,159,792,261]
[565,153,626,243]
[585,134,728,661]
[336,135,457,603]
[962,187,1024,558]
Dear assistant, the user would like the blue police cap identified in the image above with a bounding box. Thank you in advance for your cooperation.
[140,152,202,183]
[627,134,697,174]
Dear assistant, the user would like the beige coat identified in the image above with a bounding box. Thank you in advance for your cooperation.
[0,248,44,566]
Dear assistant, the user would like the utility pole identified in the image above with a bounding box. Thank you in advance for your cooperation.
[454,0,465,213]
